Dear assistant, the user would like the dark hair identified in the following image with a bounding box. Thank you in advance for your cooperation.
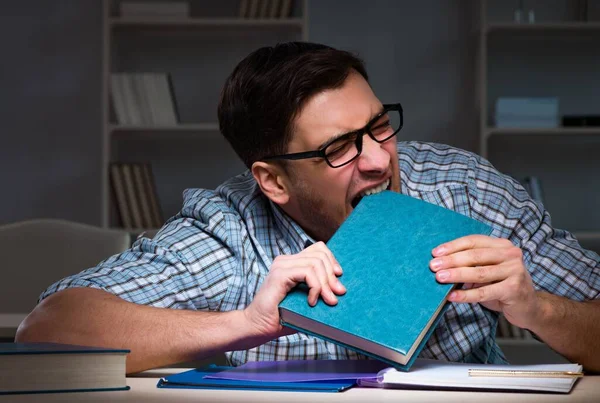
[217,42,368,169]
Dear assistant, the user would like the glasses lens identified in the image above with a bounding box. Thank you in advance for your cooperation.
[370,110,402,142]
[324,133,359,167]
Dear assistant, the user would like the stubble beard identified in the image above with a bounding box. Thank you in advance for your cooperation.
[292,177,341,242]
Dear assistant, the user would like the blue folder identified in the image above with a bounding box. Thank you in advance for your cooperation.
[156,365,355,393]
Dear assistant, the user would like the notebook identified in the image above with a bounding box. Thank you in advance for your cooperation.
[0,342,129,395]
[204,359,388,382]
[357,358,583,393]
[157,364,355,393]
[278,191,493,370]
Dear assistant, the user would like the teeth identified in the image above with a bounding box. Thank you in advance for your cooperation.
[359,179,390,198]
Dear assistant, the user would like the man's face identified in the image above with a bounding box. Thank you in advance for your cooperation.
[281,71,401,241]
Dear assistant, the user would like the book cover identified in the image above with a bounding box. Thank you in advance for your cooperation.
[157,364,354,392]
[204,359,387,382]
[278,191,493,370]
[0,343,129,395]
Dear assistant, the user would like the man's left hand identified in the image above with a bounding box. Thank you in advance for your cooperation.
[430,235,540,330]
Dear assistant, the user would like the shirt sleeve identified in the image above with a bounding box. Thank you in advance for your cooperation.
[39,199,239,311]
[465,154,600,301]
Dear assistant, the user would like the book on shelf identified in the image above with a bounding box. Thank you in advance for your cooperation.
[120,164,144,229]
[110,72,178,126]
[522,176,545,205]
[110,162,163,230]
[279,0,293,18]
[110,164,134,229]
[119,1,190,18]
[278,191,493,370]
[239,0,294,19]
[0,342,129,395]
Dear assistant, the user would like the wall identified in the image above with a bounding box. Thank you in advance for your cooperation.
[0,1,481,226]
[0,1,103,226]
[309,0,479,152]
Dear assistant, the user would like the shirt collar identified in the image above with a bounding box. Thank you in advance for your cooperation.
[268,200,315,254]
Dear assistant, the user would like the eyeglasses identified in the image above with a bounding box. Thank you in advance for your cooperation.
[261,103,403,168]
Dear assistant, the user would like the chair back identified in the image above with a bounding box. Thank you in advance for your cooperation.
[0,219,130,314]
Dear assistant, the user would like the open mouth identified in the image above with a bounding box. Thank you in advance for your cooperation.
[351,179,391,208]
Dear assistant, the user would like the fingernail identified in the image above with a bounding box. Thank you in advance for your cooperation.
[448,291,458,301]
[437,270,449,281]
[433,246,446,256]
[430,258,443,270]
[336,264,343,274]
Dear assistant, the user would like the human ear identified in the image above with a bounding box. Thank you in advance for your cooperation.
[251,161,290,205]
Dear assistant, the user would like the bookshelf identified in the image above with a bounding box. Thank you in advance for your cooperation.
[478,0,600,250]
[101,0,308,231]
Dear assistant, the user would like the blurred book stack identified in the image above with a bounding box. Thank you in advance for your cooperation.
[495,97,559,128]
[239,0,294,19]
[522,176,545,205]
[110,73,179,126]
[110,162,163,230]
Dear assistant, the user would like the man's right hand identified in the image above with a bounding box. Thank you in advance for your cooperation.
[243,241,346,340]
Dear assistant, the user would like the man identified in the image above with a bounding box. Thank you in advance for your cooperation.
[17,42,600,374]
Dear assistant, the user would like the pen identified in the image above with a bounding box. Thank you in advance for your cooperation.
[468,369,584,378]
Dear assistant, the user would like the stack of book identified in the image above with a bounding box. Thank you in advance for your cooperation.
[495,97,559,128]
[0,343,129,395]
[239,0,294,19]
[119,1,190,18]
[110,162,163,230]
[110,73,179,126]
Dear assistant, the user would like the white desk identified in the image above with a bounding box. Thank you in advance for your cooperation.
[2,368,599,402]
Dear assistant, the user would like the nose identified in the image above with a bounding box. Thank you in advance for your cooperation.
[356,135,390,174]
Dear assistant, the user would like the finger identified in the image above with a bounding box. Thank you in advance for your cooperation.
[280,266,325,306]
[432,235,512,257]
[275,257,338,305]
[435,265,510,285]
[430,247,512,271]
[447,282,504,303]
[308,241,344,276]
[280,250,346,294]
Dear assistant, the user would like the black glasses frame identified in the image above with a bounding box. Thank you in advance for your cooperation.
[261,103,404,168]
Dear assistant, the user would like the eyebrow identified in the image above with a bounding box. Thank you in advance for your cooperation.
[316,106,386,150]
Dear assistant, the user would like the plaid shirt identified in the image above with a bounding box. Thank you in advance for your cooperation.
[41,141,600,366]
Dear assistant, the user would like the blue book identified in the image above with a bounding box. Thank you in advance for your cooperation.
[157,364,355,392]
[278,191,493,371]
[0,342,130,395]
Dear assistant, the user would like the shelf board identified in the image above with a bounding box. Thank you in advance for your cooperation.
[573,231,600,241]
[110,17,303,29]
[110,123,220,132]
[485,127,600,138]
[486,22,600,34]
[496,338,541,346]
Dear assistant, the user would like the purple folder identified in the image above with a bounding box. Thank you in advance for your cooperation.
[204,360,387,383]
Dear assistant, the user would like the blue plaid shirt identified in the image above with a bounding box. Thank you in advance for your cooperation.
[41,141,600,366]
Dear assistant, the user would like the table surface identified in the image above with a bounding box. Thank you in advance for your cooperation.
[2,368,599,402]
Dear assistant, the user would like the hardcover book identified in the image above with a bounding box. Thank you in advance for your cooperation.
[0,343,129,395]
[278,191,493,370]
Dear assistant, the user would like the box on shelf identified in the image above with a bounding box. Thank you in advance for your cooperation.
[494,97,559,128]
